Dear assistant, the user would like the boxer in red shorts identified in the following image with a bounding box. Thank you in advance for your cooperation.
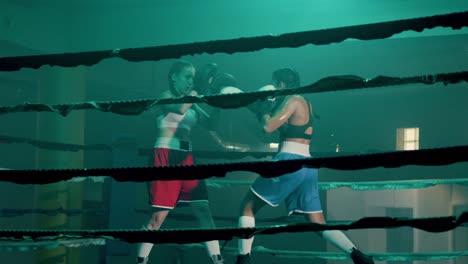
[136,61,223,264]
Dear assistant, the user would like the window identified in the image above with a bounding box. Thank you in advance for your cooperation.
[396,128,419,150]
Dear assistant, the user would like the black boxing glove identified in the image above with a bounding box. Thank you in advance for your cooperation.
[247,99,275,121]
[247,85,278,120]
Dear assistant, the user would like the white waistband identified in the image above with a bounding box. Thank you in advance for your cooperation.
[154,137,192,151]
[280,141,310,157]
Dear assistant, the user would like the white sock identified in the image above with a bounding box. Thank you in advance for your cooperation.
[238,216,255,255]
[137,243,154,258]
[322,230,356,253]
[205,240,221,256]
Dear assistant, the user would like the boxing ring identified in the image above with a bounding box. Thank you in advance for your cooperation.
[1,10,468,264]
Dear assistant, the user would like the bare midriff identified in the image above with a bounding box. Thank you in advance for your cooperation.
[157,127,190,141]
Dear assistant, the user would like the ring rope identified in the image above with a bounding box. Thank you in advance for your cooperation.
[0,12,466,71]
[1,72,467,117]
[0,145,467,184]
[0,213,465,244]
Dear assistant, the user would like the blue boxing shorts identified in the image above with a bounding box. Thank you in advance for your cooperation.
[251,152,322,215]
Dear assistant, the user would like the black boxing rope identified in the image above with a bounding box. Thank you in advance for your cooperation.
[0,12,467,71]
[3,176,468,219]
[0,145,467,184]
[0,72,467,117]
[0,213,466,244]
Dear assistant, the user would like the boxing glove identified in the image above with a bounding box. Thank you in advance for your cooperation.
[247,85,277,120]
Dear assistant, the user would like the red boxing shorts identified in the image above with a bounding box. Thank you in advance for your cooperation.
[148,148,208,209]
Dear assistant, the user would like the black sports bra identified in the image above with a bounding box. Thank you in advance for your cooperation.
[279,101,313,140]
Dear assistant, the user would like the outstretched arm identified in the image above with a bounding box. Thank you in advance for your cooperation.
[192,103,210,121]
[207,130,250,152]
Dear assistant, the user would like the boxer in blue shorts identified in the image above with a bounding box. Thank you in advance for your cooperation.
[236,68,374,264]
[251,151,321,215]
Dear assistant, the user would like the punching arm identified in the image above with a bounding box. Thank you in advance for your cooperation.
[262,97,296,133]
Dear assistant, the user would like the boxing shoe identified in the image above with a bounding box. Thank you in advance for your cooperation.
[351,248,374,264]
